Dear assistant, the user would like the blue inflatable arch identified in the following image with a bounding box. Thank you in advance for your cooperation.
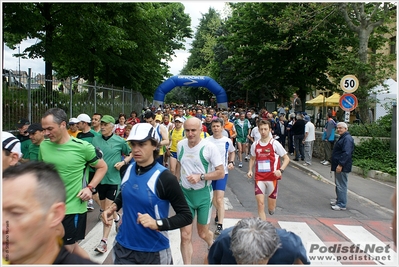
[153,75,228,109]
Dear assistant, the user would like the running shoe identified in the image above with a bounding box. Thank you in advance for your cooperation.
[214,225,223,236]
[238,162,243,168]
[94,240,107,253]
[87,199,94,211]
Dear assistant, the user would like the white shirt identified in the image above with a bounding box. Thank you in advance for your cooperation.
[207,136,235,174]
[304,121,316,142]
[250,126,261,143]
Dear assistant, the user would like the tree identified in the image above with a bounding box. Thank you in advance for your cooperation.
[3,3,192,99]
[334,2,396,122]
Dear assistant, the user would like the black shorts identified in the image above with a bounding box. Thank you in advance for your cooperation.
[88,171,95,183]
[97,184,118,201]
[113,242,173,264]
[62,213,87,245]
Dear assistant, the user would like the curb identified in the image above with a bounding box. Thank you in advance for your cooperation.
[290,160,394,215]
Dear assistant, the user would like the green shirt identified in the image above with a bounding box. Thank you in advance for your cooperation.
[91,134,131,185]
[76,129,101,144]
[38,137,99,215]
[28,143,40,160]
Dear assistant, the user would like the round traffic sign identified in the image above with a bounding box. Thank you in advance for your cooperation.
[340,75,359,93]
[339,93,358,112]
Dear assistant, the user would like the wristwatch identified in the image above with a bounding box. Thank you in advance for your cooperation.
[200,173,206,181]
[156,219,163,229]
[228,161,235,166]
[86,185,97,194]
[279,169,284,174]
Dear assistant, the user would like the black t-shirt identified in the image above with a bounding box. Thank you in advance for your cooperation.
[53,246,97,264]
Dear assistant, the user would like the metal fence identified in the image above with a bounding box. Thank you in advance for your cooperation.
[2,74,150,131]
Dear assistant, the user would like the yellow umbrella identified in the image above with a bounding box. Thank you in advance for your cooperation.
[325,93,341,107]
[305,94,326,106]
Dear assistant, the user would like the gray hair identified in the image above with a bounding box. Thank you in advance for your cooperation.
[230,218,280,264]
[3,161,66,211]
[211,117,225,127]
[289,113,296,118]
[337,122,348,129]
[43,108,67,125]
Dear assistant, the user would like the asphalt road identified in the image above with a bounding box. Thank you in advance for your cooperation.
[81,158,396,265]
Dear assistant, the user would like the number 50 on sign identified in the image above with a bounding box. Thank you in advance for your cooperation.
[340,75,359,93]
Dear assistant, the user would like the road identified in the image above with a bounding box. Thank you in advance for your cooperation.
[80,159,396,265]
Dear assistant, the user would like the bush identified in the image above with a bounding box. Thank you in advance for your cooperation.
[352,138,396,176]
[348,113,392,137]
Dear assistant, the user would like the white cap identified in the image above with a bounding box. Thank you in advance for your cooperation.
[69,118,80,124]
[174,117,184,123]
[127,123,157,142]
[2,131,22,158]
[77,113,91,123]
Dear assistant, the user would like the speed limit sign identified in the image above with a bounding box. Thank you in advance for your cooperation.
[340,75,359,93]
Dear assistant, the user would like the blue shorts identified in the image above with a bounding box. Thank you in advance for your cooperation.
[212,173,228,191]
[170,151,177,159]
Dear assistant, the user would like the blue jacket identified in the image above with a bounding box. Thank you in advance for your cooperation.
[331,131,354,172]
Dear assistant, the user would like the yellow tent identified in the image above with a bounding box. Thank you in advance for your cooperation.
[325,93,341,107]
[305,94,326,106]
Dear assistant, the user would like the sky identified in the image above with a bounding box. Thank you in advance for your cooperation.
[2,2,228,77]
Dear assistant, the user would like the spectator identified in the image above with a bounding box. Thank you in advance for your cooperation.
[67,118,81,138]
[321,113,337,166]
[176,117,225,264]
[292,93,302,114]
[2,161,96,264]
[207,217,310,264]
[39,108,108,259]
[2,131,22,171]
[286,113,296,156]
[247,120,290,221]
[278,104,286,117]
[302,115,315,166]
[101,123,192,264]
[15,118,31,160]
[291,113,305,161]
[276,115,287,148]
[91,113,103,133]
[330,122,354,211]
[316,109,322,129]
[208,118,236,236]
[26,123,45,161]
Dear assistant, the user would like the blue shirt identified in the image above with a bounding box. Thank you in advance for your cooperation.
[208,226,310,264]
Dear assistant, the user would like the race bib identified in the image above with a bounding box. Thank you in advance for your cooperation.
[258,160,271,172]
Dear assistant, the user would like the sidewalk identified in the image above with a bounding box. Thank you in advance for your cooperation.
[289,155,396,214]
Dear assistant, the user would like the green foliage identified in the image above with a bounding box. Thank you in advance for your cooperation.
[348,113,392,137]
[352,138,396,176]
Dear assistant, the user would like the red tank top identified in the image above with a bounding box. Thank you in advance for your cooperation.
[254,139,281,181]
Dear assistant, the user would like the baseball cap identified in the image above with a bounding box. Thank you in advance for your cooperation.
[15,118,30,128]
[304,115,310,122]
[235,112,239,116]
[2,131,22,158]
[156,108,162,112]
[155,115,163,122]
[77,113,91,123]
[174,117,184,123]
[27,123,44,134]
[101,115,115,124]
[69,118,80,124]
[126,123,156,142]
